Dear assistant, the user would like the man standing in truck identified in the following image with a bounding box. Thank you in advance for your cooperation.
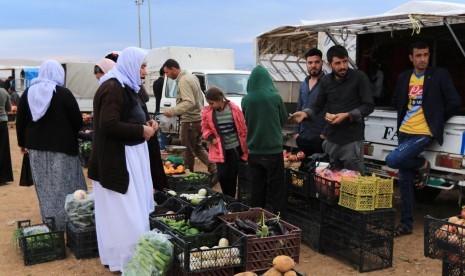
[385,41,461,237]
[290,45,374,173]
[293,48,327,157]
[162,59,218,184]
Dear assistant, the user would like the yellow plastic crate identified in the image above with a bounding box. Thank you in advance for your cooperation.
[338,192,375,211]
[375,193,393,209]
[340,176,376,196]
[375,176,394,194]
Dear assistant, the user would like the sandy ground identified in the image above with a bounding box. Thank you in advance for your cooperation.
[0,123,458,275]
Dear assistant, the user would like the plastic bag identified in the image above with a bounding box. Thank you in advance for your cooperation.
[64,193,95,230]
[23,225,50,236]
[189,195,227,232]
[156,114,179,133]
[123,229,173,276]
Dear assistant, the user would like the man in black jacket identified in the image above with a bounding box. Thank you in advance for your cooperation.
[152,67,164,113]
[385,41,461,237]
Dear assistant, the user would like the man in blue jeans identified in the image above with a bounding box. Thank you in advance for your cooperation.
[385,41,461,237]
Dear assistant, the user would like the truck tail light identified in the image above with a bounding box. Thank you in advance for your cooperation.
[435,154,464,170]
[364,143,373,156]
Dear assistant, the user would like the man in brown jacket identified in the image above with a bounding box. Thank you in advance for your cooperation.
[163,59,217,182]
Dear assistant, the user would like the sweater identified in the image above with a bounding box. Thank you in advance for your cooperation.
[16,86,82,155]
[87,79,145,194]
[0,88,11,122]
[201,102,248,163]
[171,70,204,123]
[241,65,288,154]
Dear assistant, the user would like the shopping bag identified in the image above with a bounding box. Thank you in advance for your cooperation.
[19,153,34,187]
[189,195,227,232]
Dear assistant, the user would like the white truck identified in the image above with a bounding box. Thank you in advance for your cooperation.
[62,62,100,113]
[256,1,465,203]
[143,46,250,114]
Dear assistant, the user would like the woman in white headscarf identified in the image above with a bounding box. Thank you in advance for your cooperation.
[94,58,116,80]
[88,47,156,272]
[16,60,87,230]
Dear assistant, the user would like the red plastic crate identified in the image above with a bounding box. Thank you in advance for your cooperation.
[313,174,340,205]
[218,208,301,272]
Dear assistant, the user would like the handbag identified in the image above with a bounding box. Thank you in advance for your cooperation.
[19,153,34,187]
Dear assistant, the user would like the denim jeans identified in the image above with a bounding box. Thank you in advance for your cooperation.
[385,132,432,230]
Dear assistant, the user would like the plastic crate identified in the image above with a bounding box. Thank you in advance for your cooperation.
[320,224,393,272]
[172,186,237,207]
[226,202,251,213]
[166,172,212,192]
[340,176,376,196]
[442,258,465,276]
[286,168,314,199]
[314,174,340,205]
[424,215,465,260]
[323,205,395,241]
[287,209,323,252]
[375,176,394,194]
[338,192,375,211]
[374,193,393,209]
[66,221,98,259]
[168,224,246,273]
[153,197,191,215]
[287,194,325,222]
[16,218,66,265]
[150,209,192,233]
[218,208,301,272]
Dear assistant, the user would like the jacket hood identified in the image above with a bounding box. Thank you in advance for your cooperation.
[246,65,277,94]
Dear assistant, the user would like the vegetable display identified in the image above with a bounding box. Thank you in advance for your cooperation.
[65,193,95,229]
[234,212,288,238]
[123,230,173,276]
[155,217,201,235]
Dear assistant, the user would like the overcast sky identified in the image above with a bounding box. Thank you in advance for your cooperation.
[0,0,463,68]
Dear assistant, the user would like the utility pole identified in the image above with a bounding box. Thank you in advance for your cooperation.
[148,0,153,49]
[135,0,144,48]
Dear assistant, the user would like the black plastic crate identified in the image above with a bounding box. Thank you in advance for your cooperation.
[66,221,98,259]
[167,172,212,192]
[16,218,66,265]
[287,194,325,222]
[286,168,314,199]
[168,224,246,273]
[443,258,465,276]
[287,209,323,252]
[424,215,465,260]
[320,225,393,272]
[171,186,237,207]
[323,204,395,241]
[153,197,191,215]
[226,202,251,213]
[154,190,170,205]
[314,174,341,205]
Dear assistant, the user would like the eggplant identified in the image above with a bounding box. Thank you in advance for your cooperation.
[244,219,261,231]
[235,218,256,234]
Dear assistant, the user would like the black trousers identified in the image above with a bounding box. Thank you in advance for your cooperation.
[248,153,287,218]
[0,122,13,183]
[216,147,241,198]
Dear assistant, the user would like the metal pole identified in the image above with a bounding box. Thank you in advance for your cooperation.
[138,0,142,47]
[148,0,152,49]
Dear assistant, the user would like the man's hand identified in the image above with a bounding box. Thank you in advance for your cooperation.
[143,125,155,140]
[289,111,307,124]
[329,112,350,125]
[164,110,174,118]
[146,119,159,131]
[293,133,299,139]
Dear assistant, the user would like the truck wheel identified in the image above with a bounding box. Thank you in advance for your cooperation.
[414,187,441,203]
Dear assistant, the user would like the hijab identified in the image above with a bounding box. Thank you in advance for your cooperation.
[96,58,116,74]
[28,60,65,122]
[99,47,147,93]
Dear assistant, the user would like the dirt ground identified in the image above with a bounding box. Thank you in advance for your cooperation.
[0,123,458,275]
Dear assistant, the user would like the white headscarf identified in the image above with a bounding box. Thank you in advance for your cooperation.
[99,47,147,93]
[96,58,115,74]
[28,60,65,122]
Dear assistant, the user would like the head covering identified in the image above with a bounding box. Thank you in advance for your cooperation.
[99,47,147,93]
[28,60,65,122]
[96,58,116,74]
[246,65,278,95]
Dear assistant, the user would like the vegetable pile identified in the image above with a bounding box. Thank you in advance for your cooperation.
[156,217,201,235]
[65,192,95,229]
[235,255,297,276]
[234,212,288,238]
[123,230,173,276]
[177,238,241,271]
[163,160,185,174]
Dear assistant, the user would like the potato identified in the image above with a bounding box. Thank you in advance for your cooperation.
[272,255,295,272]
[262,267,283,276]
[234,272,257,276]
[284,271,297,276]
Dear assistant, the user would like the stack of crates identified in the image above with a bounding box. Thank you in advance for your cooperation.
[374,175,394,209]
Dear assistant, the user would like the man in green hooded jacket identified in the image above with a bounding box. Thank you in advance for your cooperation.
[241,65,289,217]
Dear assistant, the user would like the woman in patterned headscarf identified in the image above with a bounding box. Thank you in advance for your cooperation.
[88,47,157,272]
[16,60,87,230]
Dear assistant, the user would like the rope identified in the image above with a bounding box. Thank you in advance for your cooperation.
[409,14,422,35]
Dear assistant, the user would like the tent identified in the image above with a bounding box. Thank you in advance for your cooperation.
[21,68,39,89]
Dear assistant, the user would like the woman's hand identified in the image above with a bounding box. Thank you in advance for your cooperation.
[146,119,159,131]
[143,125,155,140]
